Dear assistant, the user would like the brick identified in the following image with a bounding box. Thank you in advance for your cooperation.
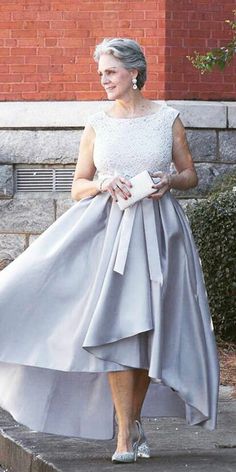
[134,2,158,11]
[38,82,64,91]
[38,47,63,56]
[0,30,10,38]
[50,74,76,82]
[63,11,90,20]
[0,4,24,12]
[11,30,38,38]
[63,64,90,73]
[11,83,37,92]
[45,39,58,46]
[0,84,11,92]
[12,11,37,20]
[37,64,63,73]
[64,29,90,38]
[64,82,90,91]
[18,39,44,47]
[25,56,51,65]
[23,21,50,29]
[0,56,24,64]
[0,13,11,20]
[50,20,77,29]
[38,29,62,38]
[24,73,49,82]
[0,47,9,57]
[78,3,105,11]
[0,65,9,73]
[57,38,84,47]
[37,12,63,20]
[119,11,144,19]
[0,74,23,83]
[11,48,37,55]
[10,65,36,73]
[4,39,17,47]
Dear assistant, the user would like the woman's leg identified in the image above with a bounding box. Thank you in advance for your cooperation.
[108,370,135,452]
[108,369,150,453]
[133,369,150,421]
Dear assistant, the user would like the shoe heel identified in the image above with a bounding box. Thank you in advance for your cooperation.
[134,420,151,459]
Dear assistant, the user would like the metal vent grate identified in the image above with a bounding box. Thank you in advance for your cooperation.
[16,168,75,192]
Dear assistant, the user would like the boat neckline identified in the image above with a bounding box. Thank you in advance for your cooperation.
[102,104,166,120]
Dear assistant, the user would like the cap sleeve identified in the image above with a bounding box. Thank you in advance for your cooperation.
[165,106,180,127]
[85,111,103,131]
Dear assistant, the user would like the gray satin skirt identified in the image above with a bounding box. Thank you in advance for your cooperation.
[0,192,219,439]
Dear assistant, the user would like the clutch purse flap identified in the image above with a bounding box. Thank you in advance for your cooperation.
[116,170,159,210]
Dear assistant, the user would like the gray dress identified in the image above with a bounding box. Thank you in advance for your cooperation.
[0,105,219,439]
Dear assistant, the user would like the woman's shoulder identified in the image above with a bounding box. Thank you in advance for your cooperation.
[85,110,105,129]
[161,104,181,127]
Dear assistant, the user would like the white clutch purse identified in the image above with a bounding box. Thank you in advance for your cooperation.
[116,170,160,210]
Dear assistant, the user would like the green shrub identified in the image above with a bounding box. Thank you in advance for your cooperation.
[186,173,236,342]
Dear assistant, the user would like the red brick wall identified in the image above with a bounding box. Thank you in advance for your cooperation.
[0,0,235,101]
[165,0,236,100]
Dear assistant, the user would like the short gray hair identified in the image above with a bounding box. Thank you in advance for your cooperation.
[93,38,147,90]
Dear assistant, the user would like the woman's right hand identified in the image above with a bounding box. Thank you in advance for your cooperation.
[102,176,133,202]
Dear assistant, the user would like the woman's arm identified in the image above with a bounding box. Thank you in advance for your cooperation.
[71,124,100,201]
[149,117,198,200]
[169,117,198,190]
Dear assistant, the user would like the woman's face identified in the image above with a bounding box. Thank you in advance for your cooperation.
[98,53,136,100]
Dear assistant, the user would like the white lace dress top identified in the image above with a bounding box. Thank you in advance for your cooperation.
[87,104,180,179]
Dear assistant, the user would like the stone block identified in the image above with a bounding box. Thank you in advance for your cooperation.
[0,164,13,198]
[0,100,110,128]
[0,130,82,165]
[0,197,55,233]
[167,100,227,128]
[0,233,26,269]
[29,234,40,245]
[186,130,217,162]
[56,197,75,219]
[219,131,236,163]
[173,163,236,198]
[226,102,236,128]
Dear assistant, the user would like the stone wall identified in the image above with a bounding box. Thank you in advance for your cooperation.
[0,100,235,269]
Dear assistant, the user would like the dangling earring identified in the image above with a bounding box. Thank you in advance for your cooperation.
[132,77,138,90]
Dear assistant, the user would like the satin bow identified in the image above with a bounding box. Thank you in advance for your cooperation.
[97,172,163,284]
[113,199,163,284]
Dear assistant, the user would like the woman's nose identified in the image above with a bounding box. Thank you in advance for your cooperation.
[101,74,109,86]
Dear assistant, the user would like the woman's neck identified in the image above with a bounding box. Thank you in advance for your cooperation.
[111,97,153,118]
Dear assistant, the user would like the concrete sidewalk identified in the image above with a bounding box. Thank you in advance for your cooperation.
[0,388,235,472]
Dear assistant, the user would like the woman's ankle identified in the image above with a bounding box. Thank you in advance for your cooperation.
[116,421,135,451]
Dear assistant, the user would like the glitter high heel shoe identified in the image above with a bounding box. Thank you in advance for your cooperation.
[111,449,137,464]
[133,420,151,459]
[112,421,140,463]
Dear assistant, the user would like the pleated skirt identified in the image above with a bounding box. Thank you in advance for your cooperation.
[0,191,219,439]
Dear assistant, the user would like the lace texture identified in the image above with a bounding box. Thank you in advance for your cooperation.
[86,105,180,179]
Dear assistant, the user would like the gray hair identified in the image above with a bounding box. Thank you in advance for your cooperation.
[93,38,147,90]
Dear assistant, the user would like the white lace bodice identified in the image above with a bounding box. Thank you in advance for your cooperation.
[86,104,180,179]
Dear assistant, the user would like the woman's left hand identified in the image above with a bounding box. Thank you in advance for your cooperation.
[148,171,171,200]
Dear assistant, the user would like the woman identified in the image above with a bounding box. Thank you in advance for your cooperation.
[0,38,219,463]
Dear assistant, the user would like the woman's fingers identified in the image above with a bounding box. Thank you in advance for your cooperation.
[107,176,132,201]
[148,172,169,200]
